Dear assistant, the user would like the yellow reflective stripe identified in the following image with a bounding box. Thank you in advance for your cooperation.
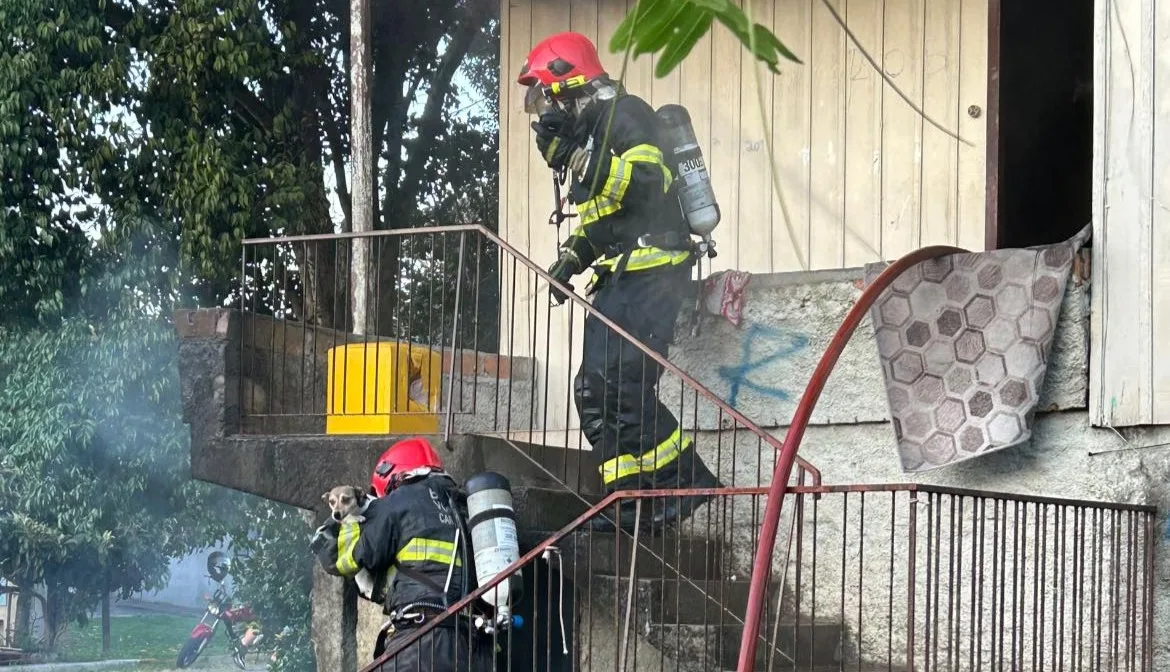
[594,247,691,271]
[577,195,623,225]
[599,156,633,204]
[396,538,463,566]
[336,521,360,575]
[577,143,673,226]
[599,428,693,485]
[600,454,642,484]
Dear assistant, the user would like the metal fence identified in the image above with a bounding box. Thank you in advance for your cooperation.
[355,484,1154,672]
[235,225,820,492]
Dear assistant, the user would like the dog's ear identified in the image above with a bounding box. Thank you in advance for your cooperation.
[355,485,367,498]
[321,491,330,503]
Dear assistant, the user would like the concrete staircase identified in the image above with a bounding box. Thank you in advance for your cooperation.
[517,486,848,671]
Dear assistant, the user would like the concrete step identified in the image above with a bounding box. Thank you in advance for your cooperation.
[561,529,723,581]
[592,575,783,626]
[646,621,844,671]
[510,485,595,533]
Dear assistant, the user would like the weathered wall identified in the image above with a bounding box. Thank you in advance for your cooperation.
[663,255,1089,434]
[1090,0,1170,426]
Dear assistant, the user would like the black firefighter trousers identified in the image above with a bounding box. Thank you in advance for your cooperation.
[573,262,719,496]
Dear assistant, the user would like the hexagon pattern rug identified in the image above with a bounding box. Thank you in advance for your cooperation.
[864,223,1092,473]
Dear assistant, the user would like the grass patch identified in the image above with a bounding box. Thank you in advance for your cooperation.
[58,614,196,663]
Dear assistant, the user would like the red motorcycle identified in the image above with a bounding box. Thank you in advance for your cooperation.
[176,552,264,669]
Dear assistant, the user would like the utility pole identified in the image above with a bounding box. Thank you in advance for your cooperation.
[349,0,373,335]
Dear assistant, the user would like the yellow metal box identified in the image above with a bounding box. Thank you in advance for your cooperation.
[325,342,443,434]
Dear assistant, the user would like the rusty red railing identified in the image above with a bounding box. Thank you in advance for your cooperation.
[354,484,1155,672]
[738,245,965,669]
[236,228,1156,671]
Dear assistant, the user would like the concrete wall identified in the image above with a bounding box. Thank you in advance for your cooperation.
[664,254,1090,437]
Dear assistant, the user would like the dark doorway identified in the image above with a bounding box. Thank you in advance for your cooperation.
[989,0,1095,249]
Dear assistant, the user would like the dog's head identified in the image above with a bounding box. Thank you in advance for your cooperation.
[322,485,367,522]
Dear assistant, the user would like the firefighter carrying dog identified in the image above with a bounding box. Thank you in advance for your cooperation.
[311,438,501,670]
[518,31,725,534]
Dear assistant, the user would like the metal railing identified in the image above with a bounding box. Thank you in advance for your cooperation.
[235,225,820,494]
[355,484,1155,672]
[358,488,811,672]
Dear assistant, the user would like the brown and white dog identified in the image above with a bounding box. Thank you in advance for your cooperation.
[322,485,377,600]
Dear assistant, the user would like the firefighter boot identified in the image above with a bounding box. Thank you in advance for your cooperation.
[652,468,724,530]
[589,498,669,535]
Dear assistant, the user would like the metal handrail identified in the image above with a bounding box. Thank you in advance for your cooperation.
[242,223,823,484]
[736,245,966,670]
[357,486,768,672]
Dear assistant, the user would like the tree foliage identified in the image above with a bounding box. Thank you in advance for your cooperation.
[1,0,500,666]
[611,0,801,78]
[0,311,237,649]
[223,499,317,672]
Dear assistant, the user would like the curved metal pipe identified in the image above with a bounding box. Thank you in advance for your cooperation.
[735,246,966,671]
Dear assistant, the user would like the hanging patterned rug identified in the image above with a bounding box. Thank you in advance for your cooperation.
[864,224,1092,473]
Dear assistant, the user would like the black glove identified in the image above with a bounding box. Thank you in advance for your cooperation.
[547,255,578,306]
[531,111,580,172]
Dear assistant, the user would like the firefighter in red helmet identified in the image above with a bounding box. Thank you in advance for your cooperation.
[311,437,494,669]
[519,31,722,534]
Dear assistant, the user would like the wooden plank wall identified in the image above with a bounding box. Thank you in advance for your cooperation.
[500,0,988,274]
[497,0,989,439]
[1090,0,1170,427]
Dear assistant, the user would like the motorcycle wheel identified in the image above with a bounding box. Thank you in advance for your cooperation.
[232,648,247,670]
[176,636,210,668]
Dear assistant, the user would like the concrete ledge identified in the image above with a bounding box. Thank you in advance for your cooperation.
[190,432,601,512]
[173,308,535,437]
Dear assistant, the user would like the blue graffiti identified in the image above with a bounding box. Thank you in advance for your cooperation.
[718,324,810,408]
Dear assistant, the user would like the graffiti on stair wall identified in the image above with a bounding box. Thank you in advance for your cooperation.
[718,324,810,408]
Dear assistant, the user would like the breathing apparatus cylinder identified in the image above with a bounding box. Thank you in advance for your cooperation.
[657,104,721,249]
[464,472,523,626]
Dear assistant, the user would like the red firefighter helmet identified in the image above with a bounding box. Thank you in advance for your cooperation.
[370,437,443,497]
[517,31,607,96]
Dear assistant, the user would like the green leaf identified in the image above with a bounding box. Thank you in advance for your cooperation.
[610,0,801,78]
[656,11,712,77]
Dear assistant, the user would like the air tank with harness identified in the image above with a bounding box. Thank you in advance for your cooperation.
[655,103,722,259]
[461,471,525,634]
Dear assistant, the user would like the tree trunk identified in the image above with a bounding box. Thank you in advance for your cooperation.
[43,581,65,653]
[101,583,110,653]
[285,0,340,331]
[12,578,32,649]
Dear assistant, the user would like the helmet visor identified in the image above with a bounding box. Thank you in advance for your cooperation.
[523,84,553,116]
